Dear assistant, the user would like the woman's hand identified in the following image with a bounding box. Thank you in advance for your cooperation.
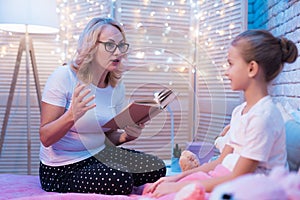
[105,124,145,145]
[124,123,145,138]
[70,83,96,122]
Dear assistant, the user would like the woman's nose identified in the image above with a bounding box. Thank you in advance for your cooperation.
[113,46,121,55]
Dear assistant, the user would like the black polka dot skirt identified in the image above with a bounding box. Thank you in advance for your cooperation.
[39,146,166,195]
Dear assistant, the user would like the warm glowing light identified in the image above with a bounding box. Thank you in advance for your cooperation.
[154,50,162,55]
[136,23,143,28]
[180,10,186,15]
[1,0,237,73]
[216,75,224,82]
[220,10,225,16]
[167,57,173,63]
[163,65,170,72]
[136,51,145,59]
[223,63,229,69]
[148,66,155,71]
[178,66,186,72]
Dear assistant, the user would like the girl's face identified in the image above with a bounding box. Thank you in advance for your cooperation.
[91,24,126,72]
[225,45,250,91]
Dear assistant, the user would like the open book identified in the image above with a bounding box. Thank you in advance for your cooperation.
[102,89,176,130]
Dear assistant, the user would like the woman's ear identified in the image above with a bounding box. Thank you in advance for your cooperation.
[248,61,259,78]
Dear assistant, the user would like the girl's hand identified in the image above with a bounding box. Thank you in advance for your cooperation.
[124,123,145,138]
[70,83,96,122]
[143,175,181,194]
[220,124,230,136]
[150,182,188,198]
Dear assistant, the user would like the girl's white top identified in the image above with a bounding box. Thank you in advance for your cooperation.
[223,96,287,175]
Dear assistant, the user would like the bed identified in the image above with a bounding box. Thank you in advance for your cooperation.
[0,172,183,200]
[1,115,299,199]
[0,173,139,200]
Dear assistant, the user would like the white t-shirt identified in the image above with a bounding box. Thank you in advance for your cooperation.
[222,96,287,175]
[40,65,126,166]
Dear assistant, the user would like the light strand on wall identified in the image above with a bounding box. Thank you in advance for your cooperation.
[0,0,237,69]
[53,0,237,74]
[112,0,236,76]
[56,0,112,63]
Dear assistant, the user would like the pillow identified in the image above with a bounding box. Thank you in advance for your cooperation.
[285,120,300,171]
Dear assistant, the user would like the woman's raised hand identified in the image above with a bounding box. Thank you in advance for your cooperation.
[70,83,96,122]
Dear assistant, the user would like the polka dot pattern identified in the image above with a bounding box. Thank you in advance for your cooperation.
[39,146,166,195]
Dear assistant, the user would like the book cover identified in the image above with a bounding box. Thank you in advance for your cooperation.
[102,89,176,130]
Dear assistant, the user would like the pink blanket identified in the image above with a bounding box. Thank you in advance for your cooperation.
[0,165,230,199]
[0,174,180,200]
[0,174,138,200]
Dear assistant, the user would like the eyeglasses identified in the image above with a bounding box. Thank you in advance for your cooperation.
[98,41,129,53]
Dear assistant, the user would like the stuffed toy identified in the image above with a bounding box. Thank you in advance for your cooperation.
[174,183,205,200]
[210,167,300,200]
[179,150,201,172]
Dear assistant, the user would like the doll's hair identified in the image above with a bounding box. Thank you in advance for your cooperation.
[231,29,298,82]
[72,17,126,87]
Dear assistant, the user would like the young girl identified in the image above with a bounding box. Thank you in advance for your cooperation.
[144,29,298,197]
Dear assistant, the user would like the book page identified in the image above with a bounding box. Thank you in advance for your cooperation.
[160,90,177,108]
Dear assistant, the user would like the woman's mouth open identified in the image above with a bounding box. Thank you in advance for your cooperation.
[111,59,120,65]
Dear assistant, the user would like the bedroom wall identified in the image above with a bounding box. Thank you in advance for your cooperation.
[0,0,247,175]
[248,0,300,112]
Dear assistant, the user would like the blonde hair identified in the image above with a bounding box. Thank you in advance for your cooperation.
[72,18,126,87]
[231,30,298,82]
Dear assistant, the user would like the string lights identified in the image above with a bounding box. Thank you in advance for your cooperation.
[0,0,237,77]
